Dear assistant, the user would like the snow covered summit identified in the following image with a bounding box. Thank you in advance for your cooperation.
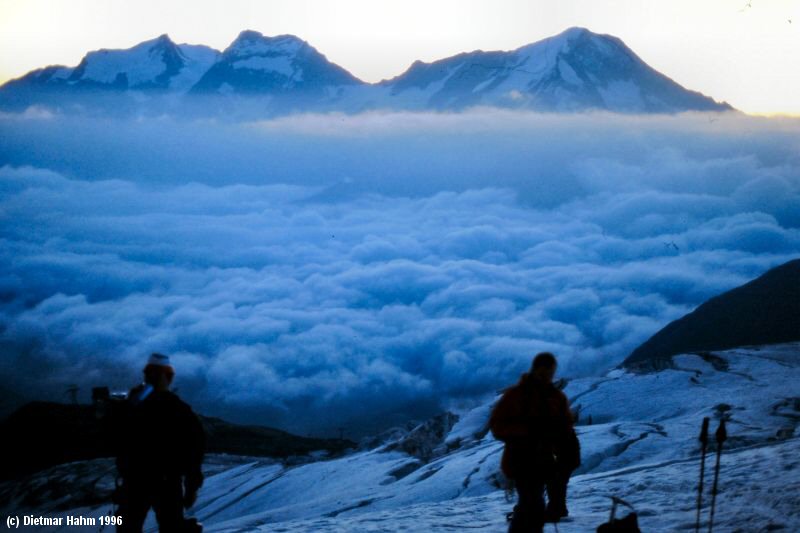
[6,34,219,92]
[0,27,732,116]
[379,27,731,112]
[189,30,364,97]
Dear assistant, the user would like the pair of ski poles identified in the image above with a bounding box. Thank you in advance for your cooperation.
[695,417,727,533]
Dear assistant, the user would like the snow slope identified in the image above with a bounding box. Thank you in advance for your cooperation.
[6,343,797,531]
[213,438,799,532]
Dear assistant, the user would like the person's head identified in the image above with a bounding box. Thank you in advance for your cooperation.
[143,352,175,391]
[531,352,557,383]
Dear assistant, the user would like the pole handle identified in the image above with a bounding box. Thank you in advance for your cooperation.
[715,418,727,445]
[699,417,710,446]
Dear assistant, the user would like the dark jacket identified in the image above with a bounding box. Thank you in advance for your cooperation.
[489,373,580,480]
[115,386,205,494]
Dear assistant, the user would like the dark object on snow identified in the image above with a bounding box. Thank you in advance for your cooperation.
[597,513,640,532]
[623,258,800,372]
[695,417,710,533]
[490,353,580,532]
[707,419,727,533]
[597,496,641,532]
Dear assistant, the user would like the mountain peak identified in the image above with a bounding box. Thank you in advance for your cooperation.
[190,29,361,96]
[558,26,592,38]
[232,29,265,44]
[226,30,307,57]
[514,26,607,57]
[134,33,177,51]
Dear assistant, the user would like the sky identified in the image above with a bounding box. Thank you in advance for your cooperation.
[1,109,799,434]
[0,0,798,114]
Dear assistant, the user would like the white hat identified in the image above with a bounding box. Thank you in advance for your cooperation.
[147,352,172,368]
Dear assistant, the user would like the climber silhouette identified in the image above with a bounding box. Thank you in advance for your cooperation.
[490,352,581,532]
[112,353,205,532]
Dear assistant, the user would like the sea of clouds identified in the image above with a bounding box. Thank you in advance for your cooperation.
[1,109,798,435]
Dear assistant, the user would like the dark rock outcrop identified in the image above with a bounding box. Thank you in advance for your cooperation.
[623,259,800,372]
[0,401,354,480]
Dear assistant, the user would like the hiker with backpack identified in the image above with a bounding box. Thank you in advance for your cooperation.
[112,353,206,532]
[490,352,581,532]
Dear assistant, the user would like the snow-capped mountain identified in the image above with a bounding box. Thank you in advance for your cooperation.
[3,34,218,94]
[190,31,364,99]
[377,27,731,113]
[0,27,732,116]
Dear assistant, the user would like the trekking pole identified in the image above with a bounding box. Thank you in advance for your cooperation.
[695,417,710,533]
[707,419,727,533]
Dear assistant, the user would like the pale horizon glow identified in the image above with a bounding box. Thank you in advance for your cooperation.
[0,0,798,114]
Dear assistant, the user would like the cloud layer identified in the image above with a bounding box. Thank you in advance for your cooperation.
[1,109,799,434]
